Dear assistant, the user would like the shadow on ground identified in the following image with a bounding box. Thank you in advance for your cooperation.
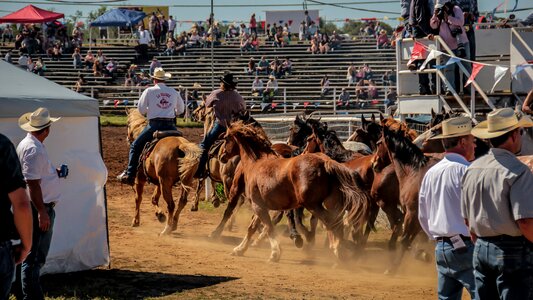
[40,269,238,299]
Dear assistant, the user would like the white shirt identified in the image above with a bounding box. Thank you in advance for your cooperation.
[168,19,177,31]
[252,79,263,91]
[138,29,152,45]
[138,83,184,120]
[418,153,470,239]
[266,80,278,92]
[17,133,61,205]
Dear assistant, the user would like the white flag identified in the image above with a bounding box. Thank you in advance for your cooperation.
[419,50,442,71]
[490,66,509,93]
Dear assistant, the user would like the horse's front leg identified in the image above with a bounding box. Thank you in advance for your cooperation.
[191,178,204,212]
[159,178,176,236]
[210,169,244,238]
[253,204,282,262]
[151,185,166,223]
[132,176,146,227]
[232,214,261,257]
[171,187,188,232]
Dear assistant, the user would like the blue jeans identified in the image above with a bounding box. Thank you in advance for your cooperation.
[197,121,226,175]
[21,204,55,300]
[0,241,14,300]
[474,236,533,300]
[126,119,176,177]
[435,239,476,299]
[443,43,471,93]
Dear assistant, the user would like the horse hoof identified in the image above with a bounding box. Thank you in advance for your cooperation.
[384,268,397,276]
[268,253,281,263]
[156,213,166,223]
[212,199,220,208]
[209,231,221,240]
[131,220,140,227]
[190,206,198,212]
[231,249,244,257]
[293,235,304,249]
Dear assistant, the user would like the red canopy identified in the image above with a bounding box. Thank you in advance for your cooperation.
[0,5,64,24]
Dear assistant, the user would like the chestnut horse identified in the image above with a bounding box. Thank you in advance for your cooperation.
[126,109,202,235]
[374,126,441,273]
[220,121,372,262]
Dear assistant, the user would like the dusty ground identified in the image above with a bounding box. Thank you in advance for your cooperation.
[41,126,444,300]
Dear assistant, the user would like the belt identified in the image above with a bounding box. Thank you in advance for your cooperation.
[45,202,56,208]
[149,118,175,122]
[479,235,527,242]
[435,235,471,243]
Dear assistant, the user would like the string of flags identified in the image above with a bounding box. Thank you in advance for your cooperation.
[410,41,533,93]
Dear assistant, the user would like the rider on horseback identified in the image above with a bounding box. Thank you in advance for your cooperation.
[117,67,185,185]
[194,71,246,178]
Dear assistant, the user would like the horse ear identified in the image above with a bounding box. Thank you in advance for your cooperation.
[371,113,376,123]
[361,114,367,127]
[379,113,385,122]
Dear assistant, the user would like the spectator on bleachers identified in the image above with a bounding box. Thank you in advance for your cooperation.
[320,75,331,98]
[104,58,118,78]
[307,21,318,39]
[135,25,152,62]
[377,29,390,49]
[72,26,83,48]
[363,63,373,80]
[14,33,23,50]
[72,47,82,69]
[364,22,375,36]
[252,76,264,97]
[26,57,35,73]
[74,74,86,93]
[246,57,256,75]
[2,26,13,44]
[256,56,269,75]
[250,34,260,51]
[149,13,159,40]
[240,33,251,54]
[304,10,313,35]
[330,31,343,50]
[93,59,102,77]
[137,71,151,86]
[226,24,239,38]
[319,33,330,54]
[206,22,222,47]
[18,54,28,71]
[382,70,396,87]
[168,16,177,38]
[4,49,12,64]
[160,16,169,44]
[269,24,277,41]
[96,49,107,65]
[385,88,398,115]
[175,35,186,56]
[355,80,368,107]
[188,29,203,47]
[84,50,95,69]
[299,21,305,41]
[368,79,378,99]
[262,75,278,104]
[283,23,291,43]
[274,27,285,48]
[250,14,258,35]
[124,64,139,87]
[33,57,45,76]
[149,58,162,76]
[163,37,176,56]
[338,88,351,106]
[308,36,319,54]
[152,15,162,48]
[239,23,249,36]
[270,57,282,78]
[347,63,357,86]
[280,57,292,77]
[51,43,62,61]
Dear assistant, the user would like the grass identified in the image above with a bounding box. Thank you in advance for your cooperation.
[99,114,202,128]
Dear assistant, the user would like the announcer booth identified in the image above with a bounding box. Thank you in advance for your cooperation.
[0,61,110,274]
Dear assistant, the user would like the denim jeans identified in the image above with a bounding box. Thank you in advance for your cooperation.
[0,241,14,300]
[474,237,533,300]
[126,119,176,177]
[21,205,56,300]
[443,43,471,93]
[197,121,227,175]
[435,239,476,299]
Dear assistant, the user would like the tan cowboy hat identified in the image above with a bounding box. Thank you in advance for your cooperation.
[471,108,533,139]
[269,75,276,80]
[380,29,387,35]
[150,67,172,81]
[193,82,202,89]
[18,107,60,132]
[430,117,472,139]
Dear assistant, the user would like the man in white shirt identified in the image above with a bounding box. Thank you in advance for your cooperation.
[118,67,184,185]
[251,76,263,96]
[418,116,476,299]
[168,16,177,38]
[16,107,63,300]
[135,25,152,62]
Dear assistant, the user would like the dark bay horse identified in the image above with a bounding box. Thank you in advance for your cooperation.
[219,121,372,262]
[126,109,202,235]
[374,126,441,274]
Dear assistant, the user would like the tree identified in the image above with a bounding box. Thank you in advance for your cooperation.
[322,21,339,34]
[88,6,108,22]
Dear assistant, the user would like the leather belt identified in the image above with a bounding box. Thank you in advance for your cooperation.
[479,235,527,242]
[435,235,470,242]
[150,117,175,122]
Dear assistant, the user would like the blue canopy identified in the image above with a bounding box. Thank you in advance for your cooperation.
[89,8,146,27]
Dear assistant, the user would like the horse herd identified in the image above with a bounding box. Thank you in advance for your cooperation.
[123,107,533,274]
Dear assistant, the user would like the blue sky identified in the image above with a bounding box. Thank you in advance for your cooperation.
[1,0,531,31]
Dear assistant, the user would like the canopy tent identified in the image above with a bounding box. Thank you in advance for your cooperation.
[0,5,64,23]
[89,8,146,27]
[0,60,109,274]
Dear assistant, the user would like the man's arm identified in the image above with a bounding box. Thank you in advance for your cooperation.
[522,89,533,115]
[137,89,149,116]
[9,187,32,264]
[175,93,185,116]
[417,180,432,239]
[447,7,465,27]
[26,179,50,232]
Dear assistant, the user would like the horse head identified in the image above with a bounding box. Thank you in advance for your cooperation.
[288,114,313,147]
[223,121,273,162]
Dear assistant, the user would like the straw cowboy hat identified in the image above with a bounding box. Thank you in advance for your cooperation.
[18,107,60,132]
[471,108,533,139]
[435,0,450,9]
[193,82,202,89]
[269,75,276,80]
[430,116,472,139]
[150,67,172,81]
[380,29,387,35]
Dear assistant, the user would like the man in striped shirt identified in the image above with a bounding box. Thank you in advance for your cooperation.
[194,71,246,178]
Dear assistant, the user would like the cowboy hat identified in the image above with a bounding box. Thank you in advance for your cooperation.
[435,0,450,9]
[269,75,276,80]
[150,67,172,81]
[193,82,202,89]
[380,29,387,34]
[219,71,238,87]
[18,107,60,132]
[429,117,472,139]
[471,108,533,139]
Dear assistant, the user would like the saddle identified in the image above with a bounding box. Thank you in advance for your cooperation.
[139,130,183,167]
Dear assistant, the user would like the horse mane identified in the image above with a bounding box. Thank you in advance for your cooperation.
[127,108,148,142]
[227,121,274,160]
[382,117,418,141]
[383,126,428,170]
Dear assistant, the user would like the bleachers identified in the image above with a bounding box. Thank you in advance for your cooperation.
[1,35,396,115]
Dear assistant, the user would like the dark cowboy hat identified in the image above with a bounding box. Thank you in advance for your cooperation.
[219,71,238,88]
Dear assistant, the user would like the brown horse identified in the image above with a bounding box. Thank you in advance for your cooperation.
[373,126,441,273]
[220,121,372,262]
[126,109,202,235]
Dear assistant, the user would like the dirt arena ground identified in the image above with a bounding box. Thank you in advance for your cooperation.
[41,126,446,299]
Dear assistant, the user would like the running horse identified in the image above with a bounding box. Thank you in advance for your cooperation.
[219,121,372,262]
[126,108,202,235]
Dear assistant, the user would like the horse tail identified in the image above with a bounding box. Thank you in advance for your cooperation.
[323,159,372,232]
[175,137,203,191]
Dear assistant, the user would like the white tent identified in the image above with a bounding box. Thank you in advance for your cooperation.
[0,60,109,273]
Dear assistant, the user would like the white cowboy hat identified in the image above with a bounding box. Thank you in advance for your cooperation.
[193,82,202,89]
[269,75,276,80]
[18,107,60,132]
[150,67,172,81]
[430,116,472,139]
[471,108,533,139]
[435,0,450,9]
